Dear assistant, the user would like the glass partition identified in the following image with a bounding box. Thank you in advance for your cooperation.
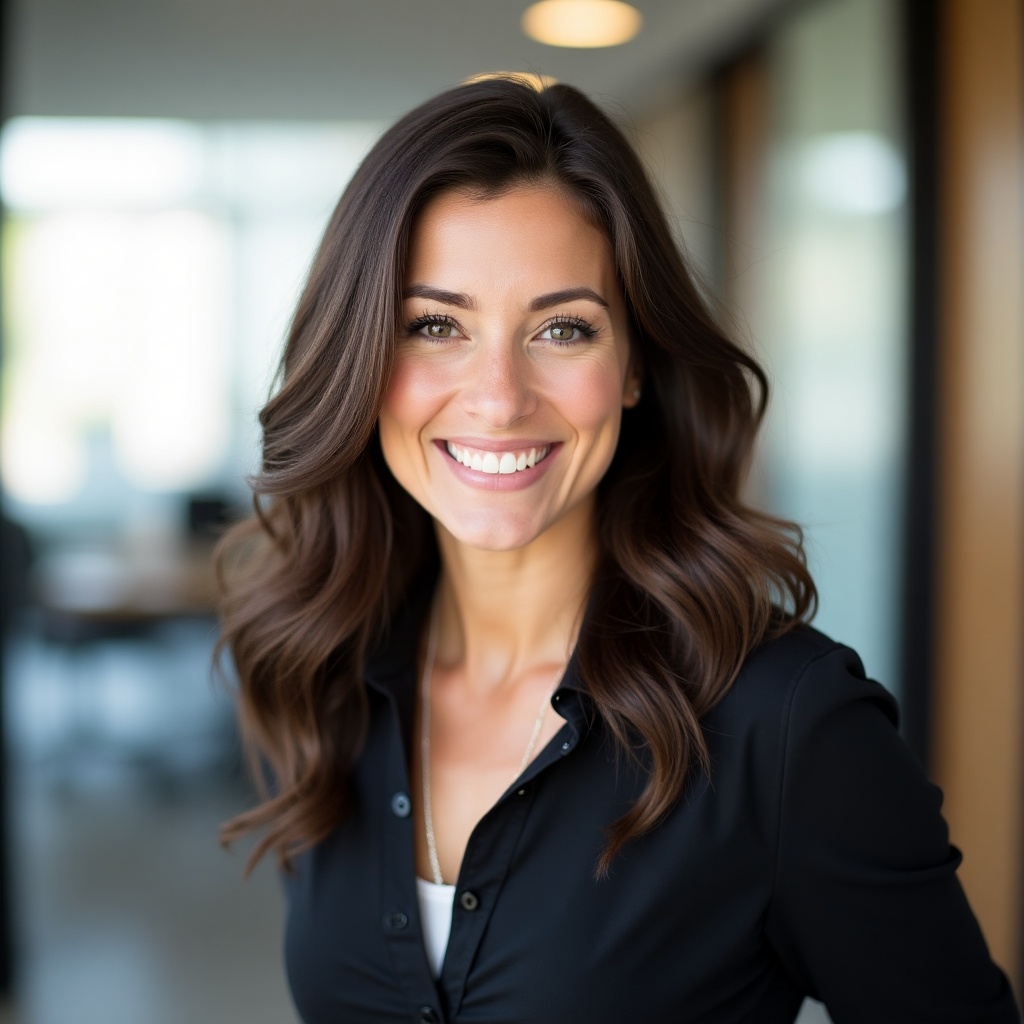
[754,0,908,691]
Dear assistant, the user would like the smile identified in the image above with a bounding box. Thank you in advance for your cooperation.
[445,441,551,475]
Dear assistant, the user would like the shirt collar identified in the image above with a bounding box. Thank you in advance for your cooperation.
[363,568,592,734]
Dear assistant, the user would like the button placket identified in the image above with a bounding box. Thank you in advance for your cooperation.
[439,776,543,1015]
[377,678,446,1022]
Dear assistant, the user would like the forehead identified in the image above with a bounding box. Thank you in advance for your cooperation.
[405,186,618,297]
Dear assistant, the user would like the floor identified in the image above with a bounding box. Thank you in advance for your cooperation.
[0,620,298,1024]
[0,619,832,1024]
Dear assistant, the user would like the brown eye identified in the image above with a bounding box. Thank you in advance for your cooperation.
[541,318,596,344]
[549,323,577,342]
[405,314,460,340]
[538,316,597,344]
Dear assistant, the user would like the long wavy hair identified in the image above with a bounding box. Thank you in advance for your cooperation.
[217,76,816,877]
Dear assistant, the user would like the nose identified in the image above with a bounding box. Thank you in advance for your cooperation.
[459,343,537,428]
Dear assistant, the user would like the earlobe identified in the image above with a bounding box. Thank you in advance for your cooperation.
[622,344,643,408]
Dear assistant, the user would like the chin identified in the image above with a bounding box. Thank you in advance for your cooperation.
[438,511,546,553]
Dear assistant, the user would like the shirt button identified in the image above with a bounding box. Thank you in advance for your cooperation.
[417,1007,439,1024]
[459,890,480,911]
[561,740,572,753]
[390,792,411,817]
[383,910,408,930]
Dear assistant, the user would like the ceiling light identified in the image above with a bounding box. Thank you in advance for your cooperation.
[522,0,643,48]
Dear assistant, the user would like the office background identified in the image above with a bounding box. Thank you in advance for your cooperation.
[0,0,1020,1020]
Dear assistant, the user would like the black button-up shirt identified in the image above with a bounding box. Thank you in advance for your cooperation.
[283,595,1018,1024]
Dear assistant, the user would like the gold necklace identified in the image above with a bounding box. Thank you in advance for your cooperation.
[419,605,565,886]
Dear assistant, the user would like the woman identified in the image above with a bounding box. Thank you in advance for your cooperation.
[218,78,1019,1023]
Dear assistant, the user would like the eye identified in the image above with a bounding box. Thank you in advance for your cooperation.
[547,323,579,343]
[538,316,598,345]
[406,313,461,341]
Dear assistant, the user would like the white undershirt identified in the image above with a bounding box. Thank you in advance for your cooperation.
[416,876,456,977]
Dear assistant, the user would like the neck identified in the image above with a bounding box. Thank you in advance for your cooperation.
[432,498,598,691]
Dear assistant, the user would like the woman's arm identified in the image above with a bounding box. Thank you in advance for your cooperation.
[766,645,1020,1023]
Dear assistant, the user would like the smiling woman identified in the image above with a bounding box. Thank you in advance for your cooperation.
[215,77,1018,1024]
[380,186,639,550]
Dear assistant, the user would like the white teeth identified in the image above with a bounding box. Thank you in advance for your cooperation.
[445,442,550,475]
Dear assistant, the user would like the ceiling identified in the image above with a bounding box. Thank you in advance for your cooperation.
[7,0,787,122]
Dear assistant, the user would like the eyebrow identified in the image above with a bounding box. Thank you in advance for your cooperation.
[403,284,476,309]
[402,284,609,312]
[529,287,608,311]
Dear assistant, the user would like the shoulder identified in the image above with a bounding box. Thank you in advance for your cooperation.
[710,623,898,737]
[699,625,905,813]
[704,624,947,876]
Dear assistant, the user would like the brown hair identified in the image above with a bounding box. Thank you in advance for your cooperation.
[217,76,816,876]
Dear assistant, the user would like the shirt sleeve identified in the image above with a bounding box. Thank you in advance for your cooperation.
[764,644,1021,1024]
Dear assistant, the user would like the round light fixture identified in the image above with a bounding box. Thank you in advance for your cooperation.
[521,0,643,48]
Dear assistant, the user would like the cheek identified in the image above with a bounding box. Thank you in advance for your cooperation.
[383,355,441,415]
[381,357,448,429]
[378,356,451,475]
[553,359,626,434]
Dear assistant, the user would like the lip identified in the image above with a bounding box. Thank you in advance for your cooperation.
[442,436,555,453]
[432,439,561,491]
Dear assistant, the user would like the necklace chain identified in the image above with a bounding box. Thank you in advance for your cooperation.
[419,604,564,886]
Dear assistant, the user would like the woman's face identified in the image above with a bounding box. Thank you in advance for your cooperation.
[378,184,639,552]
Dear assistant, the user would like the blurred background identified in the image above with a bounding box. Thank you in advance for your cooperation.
[0,0,1020,1021]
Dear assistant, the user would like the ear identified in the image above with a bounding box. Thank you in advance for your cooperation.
[621,353,643,409]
